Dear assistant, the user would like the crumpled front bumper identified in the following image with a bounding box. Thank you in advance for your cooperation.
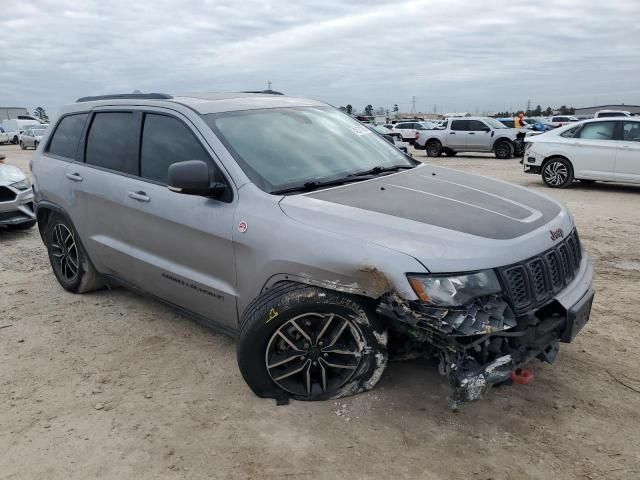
[378,254,594,406]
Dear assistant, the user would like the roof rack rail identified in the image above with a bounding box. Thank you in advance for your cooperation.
[76,93,173,102]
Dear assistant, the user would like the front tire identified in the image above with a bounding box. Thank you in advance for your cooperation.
[494,140,513,159]
[19,141,26,150]
[542,157,574,188]
[426,139,443,157]
[237,282,388,401]
[44,213,103,293]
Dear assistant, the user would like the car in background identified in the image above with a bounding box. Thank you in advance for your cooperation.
[523,118,640,187]
[524,117,554,132]
[391,121,437,144]
[0,161,36,230]
[1,119,45,144]
[368,125,409,154]
[548,115,579,128]
[19,126,48,150]
[0,127,10,144]
[415,117,525,158]
[594,110,633,118]
[496,118,544,136]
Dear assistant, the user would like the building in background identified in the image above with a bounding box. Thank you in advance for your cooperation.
[0,107,30,122]
[574,104,640,117]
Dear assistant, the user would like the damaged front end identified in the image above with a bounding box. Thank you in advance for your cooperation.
[377,231,592,407]
[378,291,568,407]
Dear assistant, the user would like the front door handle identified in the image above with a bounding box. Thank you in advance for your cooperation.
[450,132,456,134]
[468,132,476,135]
[65,172,83,182]
[128,191,150,202]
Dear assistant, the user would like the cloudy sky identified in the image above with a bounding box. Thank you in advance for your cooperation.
[2,0,639,117]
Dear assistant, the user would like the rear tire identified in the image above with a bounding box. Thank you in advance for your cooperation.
[426,140,443,157]
[494,140,513,159]
[237,282,388,401]
[44,213,103,293]
[34,141,39,150]
[542,157,574,188]
[19,141,26,150]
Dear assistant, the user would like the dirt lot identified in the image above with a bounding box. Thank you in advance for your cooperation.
[1,143,639,480]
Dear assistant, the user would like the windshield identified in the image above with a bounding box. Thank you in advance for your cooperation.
[32,129,45,136]
[203,107,414,193]
[483,118,507,129]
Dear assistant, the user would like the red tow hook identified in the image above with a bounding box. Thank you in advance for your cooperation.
[511,368,534,385]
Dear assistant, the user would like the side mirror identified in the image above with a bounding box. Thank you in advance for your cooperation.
[167,160,226,198]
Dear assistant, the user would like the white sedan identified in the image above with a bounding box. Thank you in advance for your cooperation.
[19,126,47,150]
[523,118,640,188]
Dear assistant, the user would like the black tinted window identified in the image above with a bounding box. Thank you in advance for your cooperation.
[85,113,138,174]
[468,120,488,131]
[451,120,469,131]
[47,114,87,159]
[141,114,211,184]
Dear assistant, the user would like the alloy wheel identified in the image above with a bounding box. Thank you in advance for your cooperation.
[265,312,364,397]
[543,161,568,187]
[50,224,79,282]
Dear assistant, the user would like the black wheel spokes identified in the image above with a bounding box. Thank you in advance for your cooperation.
[266,313,363,397]
[51,224,79,282]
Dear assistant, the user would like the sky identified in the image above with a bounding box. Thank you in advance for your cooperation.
[2,0,640,117]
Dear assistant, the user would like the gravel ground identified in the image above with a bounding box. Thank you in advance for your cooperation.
[1,144,639,479]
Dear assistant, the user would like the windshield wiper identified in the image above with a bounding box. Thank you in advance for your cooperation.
[348,164,415,177]
[271,175,372,195]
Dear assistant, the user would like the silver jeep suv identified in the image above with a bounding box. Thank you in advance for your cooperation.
[31,93,594,405]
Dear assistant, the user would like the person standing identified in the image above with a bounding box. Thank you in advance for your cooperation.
[514,112,527,129]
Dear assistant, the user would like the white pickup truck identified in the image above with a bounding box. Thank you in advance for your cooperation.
[414,117,525,159]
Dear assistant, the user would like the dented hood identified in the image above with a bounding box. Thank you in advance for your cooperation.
[0,164,27,186]
[279,164,575,272]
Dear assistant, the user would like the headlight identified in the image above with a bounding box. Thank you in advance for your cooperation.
[407,270,502,307]
[10,178,31,191]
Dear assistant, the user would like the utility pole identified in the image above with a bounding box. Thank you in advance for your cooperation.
[526,99,531,114]
[267,80,272,91]
[433,104,437,114]
[411,96,416,114]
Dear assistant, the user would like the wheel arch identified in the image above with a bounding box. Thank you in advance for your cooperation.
[541,154,574,173]
[492,137,514,150]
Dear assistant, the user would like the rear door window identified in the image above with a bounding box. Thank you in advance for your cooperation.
[140,114,212,184]
[85,112,139,175]
[47,114,88,160]
[451,120,469,131]
[576,121,616,140]
[468,120,488,131]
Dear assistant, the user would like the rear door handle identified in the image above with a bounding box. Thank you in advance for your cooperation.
[128,191,150,202]
[65,172,83,182]
[450,132,456,134]
[468,132,476,135]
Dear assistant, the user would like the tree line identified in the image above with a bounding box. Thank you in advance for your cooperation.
[338,103,576,118]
